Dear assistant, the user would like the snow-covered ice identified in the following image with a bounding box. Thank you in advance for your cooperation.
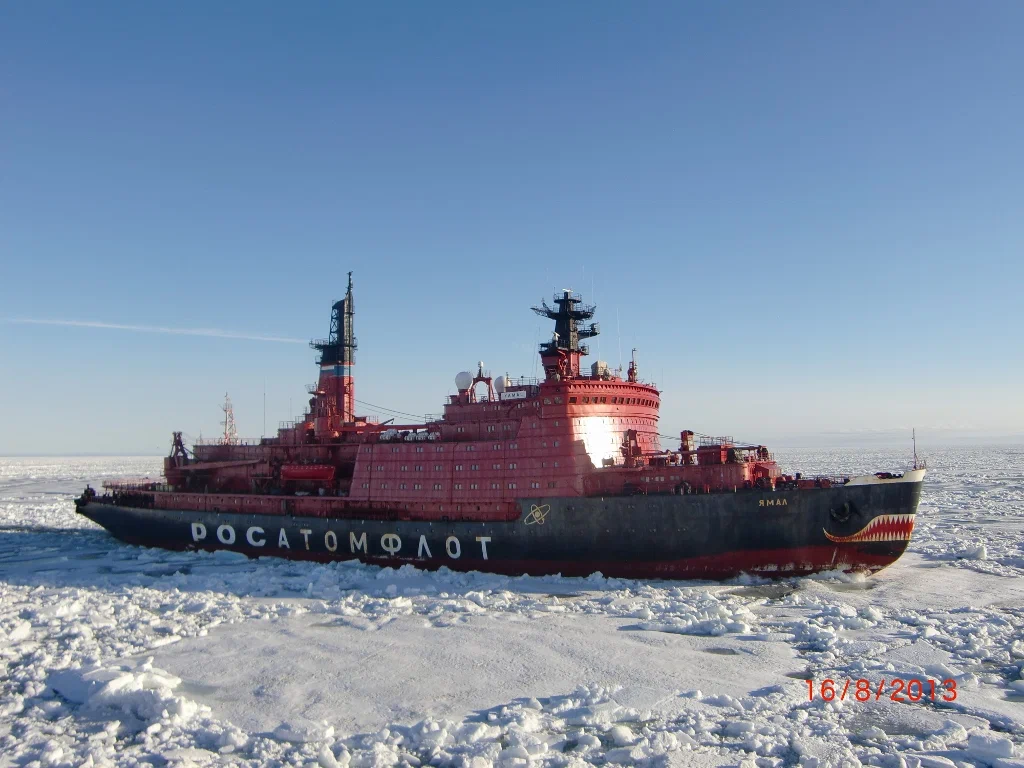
[1,448,1022,766]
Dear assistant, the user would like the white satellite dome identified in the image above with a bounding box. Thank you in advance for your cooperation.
[494,375,508,394]
[455,371,474,391]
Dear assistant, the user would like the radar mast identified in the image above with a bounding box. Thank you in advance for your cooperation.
[531,289,600,380]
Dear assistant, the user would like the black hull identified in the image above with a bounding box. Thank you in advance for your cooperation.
[76,481,923,580]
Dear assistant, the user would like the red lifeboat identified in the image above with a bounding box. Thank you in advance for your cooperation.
[281,464,336,482]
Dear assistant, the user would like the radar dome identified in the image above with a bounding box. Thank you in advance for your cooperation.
[494,375,508,394]
[455,371,474,391]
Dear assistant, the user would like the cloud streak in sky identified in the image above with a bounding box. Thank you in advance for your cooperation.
[7,318,306,344]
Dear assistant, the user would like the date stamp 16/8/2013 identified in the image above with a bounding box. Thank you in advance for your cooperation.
[806,678,958,703]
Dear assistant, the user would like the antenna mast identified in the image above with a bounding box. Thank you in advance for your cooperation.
[616,307,622,373]
[531,289,599,381]
[310,272,357,434]
[221,393,238,445]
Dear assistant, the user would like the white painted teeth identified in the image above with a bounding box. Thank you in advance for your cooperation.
[824,513,916,543]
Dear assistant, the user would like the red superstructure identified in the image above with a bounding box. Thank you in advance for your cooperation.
[155,280,781,523]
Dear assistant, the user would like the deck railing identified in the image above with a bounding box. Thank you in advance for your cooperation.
[193,437,266,447]
[698,435,736,447]
[103,480,170,492]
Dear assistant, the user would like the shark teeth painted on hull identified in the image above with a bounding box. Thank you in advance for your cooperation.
[823,513,916,544]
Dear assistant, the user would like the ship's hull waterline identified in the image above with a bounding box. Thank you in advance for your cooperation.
[77,479,922,580]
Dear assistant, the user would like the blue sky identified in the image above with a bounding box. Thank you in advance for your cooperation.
[1,2,1022,454]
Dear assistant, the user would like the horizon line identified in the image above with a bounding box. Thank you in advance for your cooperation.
[6,318,307,344]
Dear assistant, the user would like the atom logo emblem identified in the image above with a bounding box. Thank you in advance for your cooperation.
[524,504,550,525]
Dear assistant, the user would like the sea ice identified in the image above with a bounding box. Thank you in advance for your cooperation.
[1,448,1022,765]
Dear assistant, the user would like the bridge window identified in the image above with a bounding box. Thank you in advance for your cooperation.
[471,464,479,470]
[401,465,408,471]
[548,481,557,488]
[569,397,577,404]
[400,483,407,490]
[493,443,501,450]
[530,482,540,489]
[455,464,463,471]
[509,462,517,469]
[415,465,423,471]
[454,483,463,490]
[433,483,443,490]
[491,483,500,489]
[380,483,389,489]
[414,483,422,490]
[435,465,443,471]
[470,483,479,490]
[508,483,517,490]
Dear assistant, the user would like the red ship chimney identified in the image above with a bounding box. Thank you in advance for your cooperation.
[310,272,357,437]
